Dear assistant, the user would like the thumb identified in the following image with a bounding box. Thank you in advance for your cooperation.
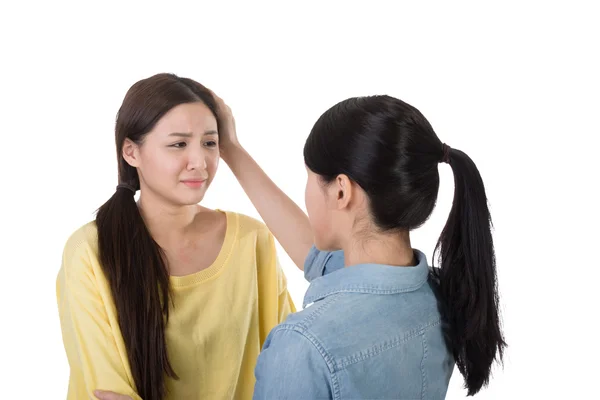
[94,390,132,400]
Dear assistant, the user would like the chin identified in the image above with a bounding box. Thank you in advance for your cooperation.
[186,194,206,205]
[174,190,207,206]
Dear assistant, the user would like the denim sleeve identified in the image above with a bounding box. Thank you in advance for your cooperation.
[303,245,345,282]
[253,327,333,400]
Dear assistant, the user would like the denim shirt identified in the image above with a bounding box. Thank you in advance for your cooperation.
[253,247,454,400]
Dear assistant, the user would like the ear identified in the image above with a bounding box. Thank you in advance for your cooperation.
[331,174,353,210]
[122,138,140,168]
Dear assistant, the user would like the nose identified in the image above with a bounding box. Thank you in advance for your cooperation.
[186,145,207,171]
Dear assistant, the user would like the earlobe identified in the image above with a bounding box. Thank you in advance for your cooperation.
[122,139,139,167]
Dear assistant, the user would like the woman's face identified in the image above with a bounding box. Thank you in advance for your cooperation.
[123,102,219,206]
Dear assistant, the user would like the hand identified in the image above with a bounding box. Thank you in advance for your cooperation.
[208,89,240,161]
[93,390,133,400]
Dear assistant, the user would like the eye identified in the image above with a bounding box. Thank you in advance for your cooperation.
[204,140,218,148]
[170,142,187,148]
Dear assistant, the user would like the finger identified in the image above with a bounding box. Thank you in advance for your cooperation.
[94,390,130,400]
[93,390,111,400]
[207,88,224,104]
[208,89,228,110]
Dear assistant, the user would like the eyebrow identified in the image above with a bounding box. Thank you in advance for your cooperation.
[168,130,218,138]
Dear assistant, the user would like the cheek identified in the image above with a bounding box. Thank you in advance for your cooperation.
[140,150,186,186]
[163,155,188,177]
[140,149,166,175]
[206,152,219,176]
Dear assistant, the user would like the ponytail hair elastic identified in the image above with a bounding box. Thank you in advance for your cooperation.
[116,183,137,194]
[440,143,452,164]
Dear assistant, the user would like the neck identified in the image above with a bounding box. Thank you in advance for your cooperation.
[343,230,415,267]
[137,191,199,241]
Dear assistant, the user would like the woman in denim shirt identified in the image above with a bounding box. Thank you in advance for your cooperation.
[215,94,506,399]
[97,93,506,400]
[228,94,505,399]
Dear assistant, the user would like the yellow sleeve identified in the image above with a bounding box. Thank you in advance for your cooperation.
[277,260,296,323]
[56,236,142,400]
[256,228,296,342]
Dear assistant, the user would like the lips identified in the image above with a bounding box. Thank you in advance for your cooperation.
[181,179,207,188]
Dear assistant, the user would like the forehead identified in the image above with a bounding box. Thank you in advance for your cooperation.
[152,102,217,135]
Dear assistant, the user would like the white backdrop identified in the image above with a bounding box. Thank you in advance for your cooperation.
[1,1,599,398]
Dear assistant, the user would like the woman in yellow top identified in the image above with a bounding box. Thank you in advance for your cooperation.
[56,73,296,400]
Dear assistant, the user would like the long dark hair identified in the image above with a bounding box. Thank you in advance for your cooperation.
[303,95,506,396]
[95,73,218,400]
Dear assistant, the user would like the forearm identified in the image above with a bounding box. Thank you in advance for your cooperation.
[223,146,312,270]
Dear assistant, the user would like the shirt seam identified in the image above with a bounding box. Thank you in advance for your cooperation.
[304,281,428,305]
[336,319,442,370]
[297,292,345,329]
[421,332,429,400]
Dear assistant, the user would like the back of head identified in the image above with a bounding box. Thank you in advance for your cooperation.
[304,95,506,396]
[304,95,442,231]
[96,73,217,400]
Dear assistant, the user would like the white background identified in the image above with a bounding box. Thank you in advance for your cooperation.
[1,1,599,398]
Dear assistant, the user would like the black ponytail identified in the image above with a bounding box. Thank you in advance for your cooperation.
[96,184,176,400]
[432,147,506,396]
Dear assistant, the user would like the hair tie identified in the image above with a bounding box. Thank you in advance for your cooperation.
[116,183,137,194]
[441,143,452,164]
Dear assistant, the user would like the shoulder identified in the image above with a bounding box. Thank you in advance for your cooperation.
[278,286,443,352]
[60,221,101,277]
[58,221,102,289]
[254,323,334,398]
[263,324,330,365]
[220,210,272,243]
[233,211,269,236]
[275,295,339,336]
[62,221,98,260]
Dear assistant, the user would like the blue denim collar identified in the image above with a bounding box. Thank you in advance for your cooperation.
[303,249,430,308]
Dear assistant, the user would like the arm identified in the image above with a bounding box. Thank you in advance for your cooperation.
[224,146,313,270]
[56,238,141,400]
[210,90,313,270]
[253,328,333,399]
